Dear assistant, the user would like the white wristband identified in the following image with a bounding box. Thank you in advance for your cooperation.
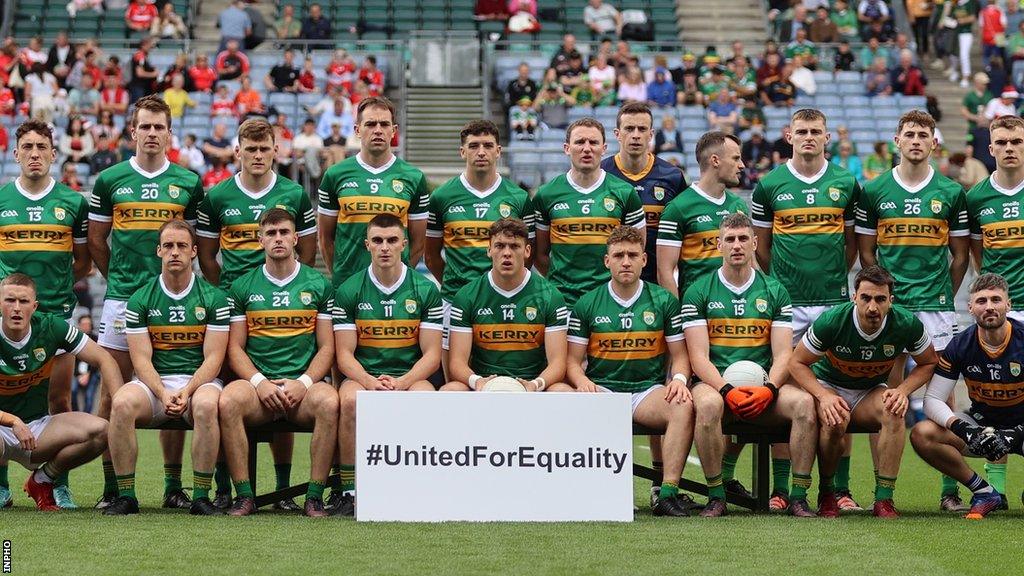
[468,374,482,390]
[671,373,687,386]
[298,374,314,389]
[532,377,547,391]
[249,372,267,388]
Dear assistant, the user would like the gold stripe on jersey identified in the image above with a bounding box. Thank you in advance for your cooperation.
[772,207,845,235]
[444,221,491,248]
[643,204,665,228]
[356,319,420,348]
[587,330,666,361]
[0,359,54,395]
[221,223,261,252]
[876,218,948,247]
[474,323,544,351]
[681,229,720,261]
[247,309,316,338]
[149,325,206,350]
[707,318,771,348]
[824,351,896,379]
[337,196,410,224]
[112,202,186,231]
[549,217,620,245]
[981,221,1024,250]
[0,224,73,252]
[965,378,1024,407]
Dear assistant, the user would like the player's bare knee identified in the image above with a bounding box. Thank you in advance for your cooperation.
[910,420,938,447]
[879,408,904,432]
[440,382,467,391]
[191,394,218,424]
[339,388,357,414]
[695,394,723,423]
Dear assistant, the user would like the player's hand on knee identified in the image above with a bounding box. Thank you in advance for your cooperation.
[474,375,496,391]
[881,389,908,417]
[576,379,598,393]
[818,392,850,427]
[379,375,404,390]
[664,380,690,404]
[365,376,392,391]
[11,418,35,451]
[256,380,287,413]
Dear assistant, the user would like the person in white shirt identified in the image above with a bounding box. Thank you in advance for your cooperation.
[584,0,622,36]
[984,88,1019,120]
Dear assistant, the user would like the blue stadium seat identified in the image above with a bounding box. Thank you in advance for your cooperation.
[843,95,870,107]
[835,71,862,84]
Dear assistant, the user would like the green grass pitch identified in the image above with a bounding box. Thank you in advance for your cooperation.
[2,432,1023,575]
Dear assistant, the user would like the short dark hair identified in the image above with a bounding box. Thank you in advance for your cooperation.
[854,265,894,293]
[15,120,53,146]
[259,207,296,228]
[460,119,501,145]
[131,94,173,128]
[356,96,396,125]
[719,212,753,232]
[0,272,36,294]
[896,110,936,136]
[367,213,405,231]
[606,225,644,247]
[615,102,653,129]
[565,117,606,144]
[970,273,1010,295]
[157,219,197,247]
[489,218,529,241]
[695,131,741,169]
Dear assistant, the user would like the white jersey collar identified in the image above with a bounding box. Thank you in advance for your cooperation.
[14,176,55,201]
[129,156,171,179]
[368,263,408,295]
[487,269,531,298]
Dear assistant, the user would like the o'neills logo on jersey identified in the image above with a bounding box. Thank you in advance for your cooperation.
[337,196,410,224]
[0,225,72,252]
[876,218,948,247]
[0,358,54,395]
[772,207,845,235]
[965,378,1024,407]
[474,323,543,351]
[588,330,665,360]
[357,319,419,348]
[549,217,619,245]
[150,325,205,350]
[707,318,770,348]
[247,310,316,338]
[113,202,185,231]
[825,350,895,379]
[982,222,1024,250]
[444,221,490,248]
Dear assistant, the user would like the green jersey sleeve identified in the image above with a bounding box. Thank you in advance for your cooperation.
[448,287,472,331]
[316,168,339,215]
[207,286,233,331]
[331,281,358,331]
[545,287,570,331]
[88,171,112,220]
[949,188,970,236]
[906,315,931,356]
[196,193,220,237]
[533,189,550,229]
[566,296,592,344]
[50,314,87,355]
[750,179,772,227]
[679,281,707,328]
[296,185,317,237]
[770,280,794,328]
[623,188,646,229]
[661,290,684,343]
[72,194,88,243]
[802,309,837,356]
[656,198,685,246]
[184,180,204,223]
[855,186,877,232]
[125,290,147,332]
[409,173,430,220]
[844,180,861,225]
[426,188,444,238]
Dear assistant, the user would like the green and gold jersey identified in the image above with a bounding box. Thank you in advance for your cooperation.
[449,270,568,379]
[681,269,793,375]
[197,173,317,287]
[228,263,332,380]
[751,161,859,306]
[88,158,204,300]
[0,312,87,422]
[803,301,930,390]
[317,154,429,286]
[0,178,88,317]
[967,175,1024,304]
[567,281,683,393]
[656,185,749,296]
[124,274,231,376]
[426,174,534,301]
[856,168,968,311]
[332,264,444,377]
[533,170,646,307]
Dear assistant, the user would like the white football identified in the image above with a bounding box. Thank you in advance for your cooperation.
[722,360,769,387]
[482,376,527,392]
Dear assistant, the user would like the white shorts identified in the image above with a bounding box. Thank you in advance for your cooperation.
[819,379,884,413]
[441,299,451,351]
[97,299,129,352]
[597,384,663,415]
[915,311,957,352]
[127,374,223,425]
[0,415,51,467]
[1008,311,1024,324]
[792,305,832,345]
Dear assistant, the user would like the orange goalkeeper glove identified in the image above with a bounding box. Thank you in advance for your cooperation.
[720,384,754,416]
[734,383,779,420]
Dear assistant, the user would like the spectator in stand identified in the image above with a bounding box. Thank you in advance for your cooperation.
[729,56,758,99]
[708,88,739,133]
[511,96,538,140]
[176,133,204,174]
[588,56,617,105]
[831,0,860,41]
[831,141,864,182]
[59,116,94,166]
[67,49,101,92]
[890,49,928,95]
[90,133,118,174]
[863,56,893,96]
[534,81,574,128]
[293,118,324,179]
[103,55,124,85]
[947,149,989,189]
[234,76,266,118]
[756,52,783,90]
[0,42,22,90]
[301,4,333,45]
[984,87,1019,120]
[66,0,103,19]
[153,3,188,40]
[863,141,891,180]
[91,110,118,146]
[505,62,538,108]
[551,34,579,75]
[827,125,858,158]
[584,0,622,37]
[187,54,217,93]
[777,4,810,42]
[46,32,76,89]
[203,159,233,189]
[886,33,919,68]
[789,54,817,96]
[727,41,749,66]
[559,52,586,92]
[1009,20,1024,62]
[859,36,890,71]
[266,49,300,92]
[761,64,796,107]
[216,40,250,81]
[0,85,14,117]
[834,41,856,70]
[676,74,703,105]
[322,122,347,168]
[609,39,635,75]
[569,76,597,107]
[737,97,766,135]
[276,4,303,42]
[772,123,792,164]
[203,123,235,166]
[617,66,647,104]
[326,49,356,94]
[125,0,158,36]
[857,0,891,39]
[273,114,295,177]
[700,65,730,101]
[654,115,683,156]
[809,7,839,43]
[163,74,195,119]
[68,74,100,116]
[646,67,676,108]
[218,0,252,51]
[962,71,993,137]
[127,37,157,104]
[21,37,47,69]
[24,63,59,121]
[906,0,934,57]
[358,56,385,96]
[671,51,699,90]
[784,28,819,69]
[316,97,353,139]
[980,0,1007,67]
[948,0,977,88]
[741,127,773,187]
[298,56,318,92]
[61,162,82,191]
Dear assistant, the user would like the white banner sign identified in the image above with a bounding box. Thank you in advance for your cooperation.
[356,391,634,522]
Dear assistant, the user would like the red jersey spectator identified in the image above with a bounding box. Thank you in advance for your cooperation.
[103,56,124,86]
[326,49,356,93]
[298,57,317,92]
[981,1,1008,66]
[126,0,159,33]
[99,74,129,115]
[210,84,237,117]
[215,40,250,80]
[0,125,8,153]
[189,54,218,92]
[203,162,233,188]
[358,55,384,96]
[20,37,47,68]
[0,86,14,117]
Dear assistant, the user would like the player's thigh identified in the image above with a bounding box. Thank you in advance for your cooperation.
[633,386,691,431]
[338,379,365,411]
[690,382,725,420]
[220,379,277,427]
[31,412,108,462]
[759,384,815,427]
[916,311,957,353]
[407,380,435,391]
[848,386,894,431]
[112,380,165,426]
[290,381,339,427]
[440,381,471,391]
[184,382,224,426]
[911,417,967,452]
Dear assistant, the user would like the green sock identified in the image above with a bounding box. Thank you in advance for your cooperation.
[658,482,679,500]
[0,464,9,489]
[341,464,355,493]
[306,480,326,501]
[234,480,254,499]
[835,456,852,492]
[274,463,292,491]
[163,464,182,494]
[791,473,812,500]
[771,458,791,496]
[721,453,740,483]
[875,475,897,501]
[941,474,959,496]
[329,465,342,490]
[819,473,835,494]
[707,473,725,500]
[985,463,1007,495]
[54,471,69,488]
[214,462,231,495]
[651,460,664,488]
[102,460,116,495]
[193,471,214,501]
[116,473,136,499]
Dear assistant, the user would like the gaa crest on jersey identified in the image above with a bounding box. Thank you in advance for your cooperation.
[643,310,655,326]
[883,344,895,357]
[392,180,405,194]
[828,187,841,202]
[499,203,512,217]
[755,298,768,313]
[33,347,46,362]
[525,306,537,321]
[300,291,313,305]
[930,199,942,214]
[405,299,417,314]
[54,206,66,220]
[1012,362,1021,377]
[653,186,665,201]
[195,306,206,321]
[603,197,616,212]
[168,184,181,199]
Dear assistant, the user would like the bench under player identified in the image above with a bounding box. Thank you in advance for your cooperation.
[333,214,444,516]
[533,117,646,308]
[911,273,1024,519]
[441,218,572,393]
[218,208,337,517]
[87,94,205,509]
[424,119,534,379]
[790,265,937,518]
[0,273,115,510]
[856,110,971,512]
[567,225,695,516]
[197,117,318,511]
[104,221,231,515]
[682,212,819,518]
[0,120,90,508]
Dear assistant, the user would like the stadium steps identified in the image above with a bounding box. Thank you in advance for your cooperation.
[674,0,768,45]
[403,86,485,168]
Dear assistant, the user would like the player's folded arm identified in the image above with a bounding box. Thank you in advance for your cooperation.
[125,330,166,398]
